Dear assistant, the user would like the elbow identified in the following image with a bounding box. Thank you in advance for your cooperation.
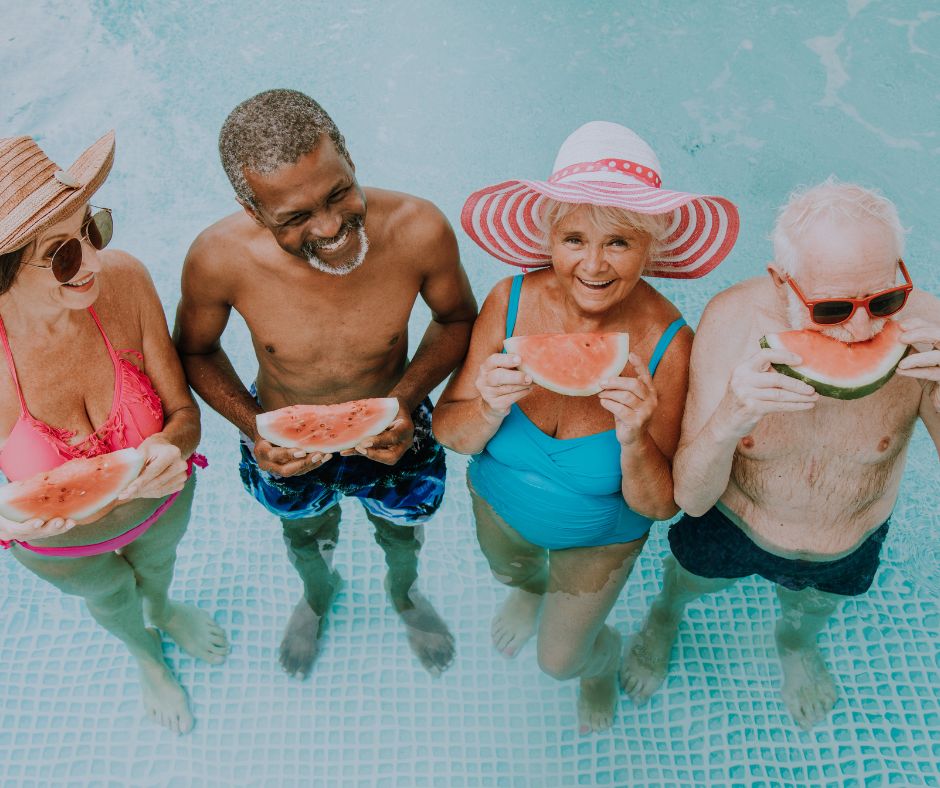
[673,485,708,518]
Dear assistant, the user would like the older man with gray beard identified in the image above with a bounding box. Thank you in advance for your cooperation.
[620,180,940,729]
[174,89,477,679]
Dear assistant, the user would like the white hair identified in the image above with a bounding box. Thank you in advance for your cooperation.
[771,177,906,275]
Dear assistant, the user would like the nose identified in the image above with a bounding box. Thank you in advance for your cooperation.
[78,238,103,274]
[844,305,875,341]
[578,244,607,275]
[307,210,344,242]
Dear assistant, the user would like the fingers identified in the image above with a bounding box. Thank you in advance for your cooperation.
[274,452,333,477]
[482,353,524,372]
[897,350,940,382]
[750,347,803,371]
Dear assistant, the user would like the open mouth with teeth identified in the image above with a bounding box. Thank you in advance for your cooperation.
[315,225,351,254]
[577,277,615,290]
[63,273,95,290]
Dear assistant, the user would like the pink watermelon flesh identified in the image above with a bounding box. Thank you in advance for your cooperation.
[256,398,400,453]
[503,332,630,396]
[0,447,145,524]
[760,319,910,400]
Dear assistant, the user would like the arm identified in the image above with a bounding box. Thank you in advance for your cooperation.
[98,253,199,501]
[897,307,940,459]
[173,236,322,477]
[598,326,692,520]
[433,278,533,455]
[356,205,479,464]
[672,290,819,516]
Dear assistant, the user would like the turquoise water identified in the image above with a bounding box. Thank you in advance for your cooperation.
[3,1,940,785]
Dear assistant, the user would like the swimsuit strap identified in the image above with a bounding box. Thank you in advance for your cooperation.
[648,317,687,377]
[0,313,29,416]
[87,306,124,407]
[505,274,525,339]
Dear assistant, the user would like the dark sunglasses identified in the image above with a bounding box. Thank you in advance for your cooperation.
[20,207,114,283]
[782,259,913,326]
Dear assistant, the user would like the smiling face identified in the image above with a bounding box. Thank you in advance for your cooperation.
[243,137,369,274]
[547,204,652,314]
[11,205,103,309]
[774,214,902,342]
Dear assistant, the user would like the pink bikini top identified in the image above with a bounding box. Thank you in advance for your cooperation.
[0,307,164,482]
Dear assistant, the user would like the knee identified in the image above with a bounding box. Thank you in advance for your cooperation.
[371,520,419,554]
[537,641,583,682]
[282,510,341,552]
[86,572,138,615]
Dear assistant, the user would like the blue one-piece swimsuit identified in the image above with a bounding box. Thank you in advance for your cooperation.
[468,274,686,550]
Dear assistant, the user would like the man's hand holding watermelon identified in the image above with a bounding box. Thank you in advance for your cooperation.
[719,346,820,438]
[897,317,940,413]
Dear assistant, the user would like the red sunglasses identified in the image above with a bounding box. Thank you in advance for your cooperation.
[781,259,913,326]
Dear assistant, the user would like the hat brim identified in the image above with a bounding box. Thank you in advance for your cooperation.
[0,131,115,256]
[461,178,739,279]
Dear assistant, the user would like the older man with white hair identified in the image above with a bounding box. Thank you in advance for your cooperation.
[621,179,940,728]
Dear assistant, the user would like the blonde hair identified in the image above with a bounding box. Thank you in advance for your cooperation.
[771,177,906,275]
[538,199,671,258]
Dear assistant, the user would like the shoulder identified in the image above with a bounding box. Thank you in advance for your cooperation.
[480,275,517,314]
[697,277,767,334]
[97,249,158,296]
[184,211,254,274]
[906,287,940,320]
[368,188,456,261]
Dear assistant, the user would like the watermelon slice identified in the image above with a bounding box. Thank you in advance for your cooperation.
[0,448,145,524]
[760,320,911,400]
[503,332,630,396]
[256,397,400,453]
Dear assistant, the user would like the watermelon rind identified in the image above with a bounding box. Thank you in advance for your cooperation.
[0,447,146,524]
[759,330,911,401]
[256,397,400,453]
[503,332,630,397]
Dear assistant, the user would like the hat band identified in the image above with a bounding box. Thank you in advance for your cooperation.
[548,158,662,189]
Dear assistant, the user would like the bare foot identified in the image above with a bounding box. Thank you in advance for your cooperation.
[279,573,342,679]
[578,670,620,735]
[777,642,838,730]
[619,610,678,705]
[140,629,193,734]
[491,588,541,658]
[386,578,455,676]
[150,601,229,665]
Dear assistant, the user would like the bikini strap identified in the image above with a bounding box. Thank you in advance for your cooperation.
[0,313,29,415]
[87,306,119,360]
[648,317,687,377]
[505,274,524,339]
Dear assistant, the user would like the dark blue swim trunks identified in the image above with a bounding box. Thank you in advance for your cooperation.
[239,394,446,526]
[668,504,889,597]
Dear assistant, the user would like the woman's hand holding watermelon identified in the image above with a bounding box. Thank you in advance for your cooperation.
[0,513,76,542]
[475,353,533,421]
[897,318,940,411]
[599,354,658,446]
[722,347,819,436]
[118,436,190,500]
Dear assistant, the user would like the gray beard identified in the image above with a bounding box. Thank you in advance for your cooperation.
[306,224,370,276]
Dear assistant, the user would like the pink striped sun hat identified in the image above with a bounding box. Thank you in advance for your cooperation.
[461,121,740,278]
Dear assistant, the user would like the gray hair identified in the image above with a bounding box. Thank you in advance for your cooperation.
[218,89,350,207]
[539,198,671,257]
[771,177,906,275]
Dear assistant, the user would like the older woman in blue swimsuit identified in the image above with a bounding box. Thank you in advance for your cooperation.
[434,121,739,733]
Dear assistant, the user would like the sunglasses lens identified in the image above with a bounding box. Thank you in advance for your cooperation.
[52,238,83,283]
[86,209,113,250]
[811,300,854,325]
[869,289,907,317]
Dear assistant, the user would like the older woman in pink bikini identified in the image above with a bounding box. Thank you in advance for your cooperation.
[0,132,228,733]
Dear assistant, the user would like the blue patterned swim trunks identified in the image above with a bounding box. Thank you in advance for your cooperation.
[239,395,446,526]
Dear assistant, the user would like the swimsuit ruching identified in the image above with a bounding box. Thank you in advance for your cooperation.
[0,307,204,556]
[468,274,686,550]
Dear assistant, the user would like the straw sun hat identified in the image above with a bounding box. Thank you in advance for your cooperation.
[0,131,115,256]
[461,121,739,278]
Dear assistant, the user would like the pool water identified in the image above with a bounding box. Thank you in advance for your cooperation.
[3,1,940,785]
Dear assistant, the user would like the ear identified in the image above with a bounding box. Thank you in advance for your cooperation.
[238,198,267,229]
[766,263,788,287]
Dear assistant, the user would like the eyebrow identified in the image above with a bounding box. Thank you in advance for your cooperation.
[38,208,92,250]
